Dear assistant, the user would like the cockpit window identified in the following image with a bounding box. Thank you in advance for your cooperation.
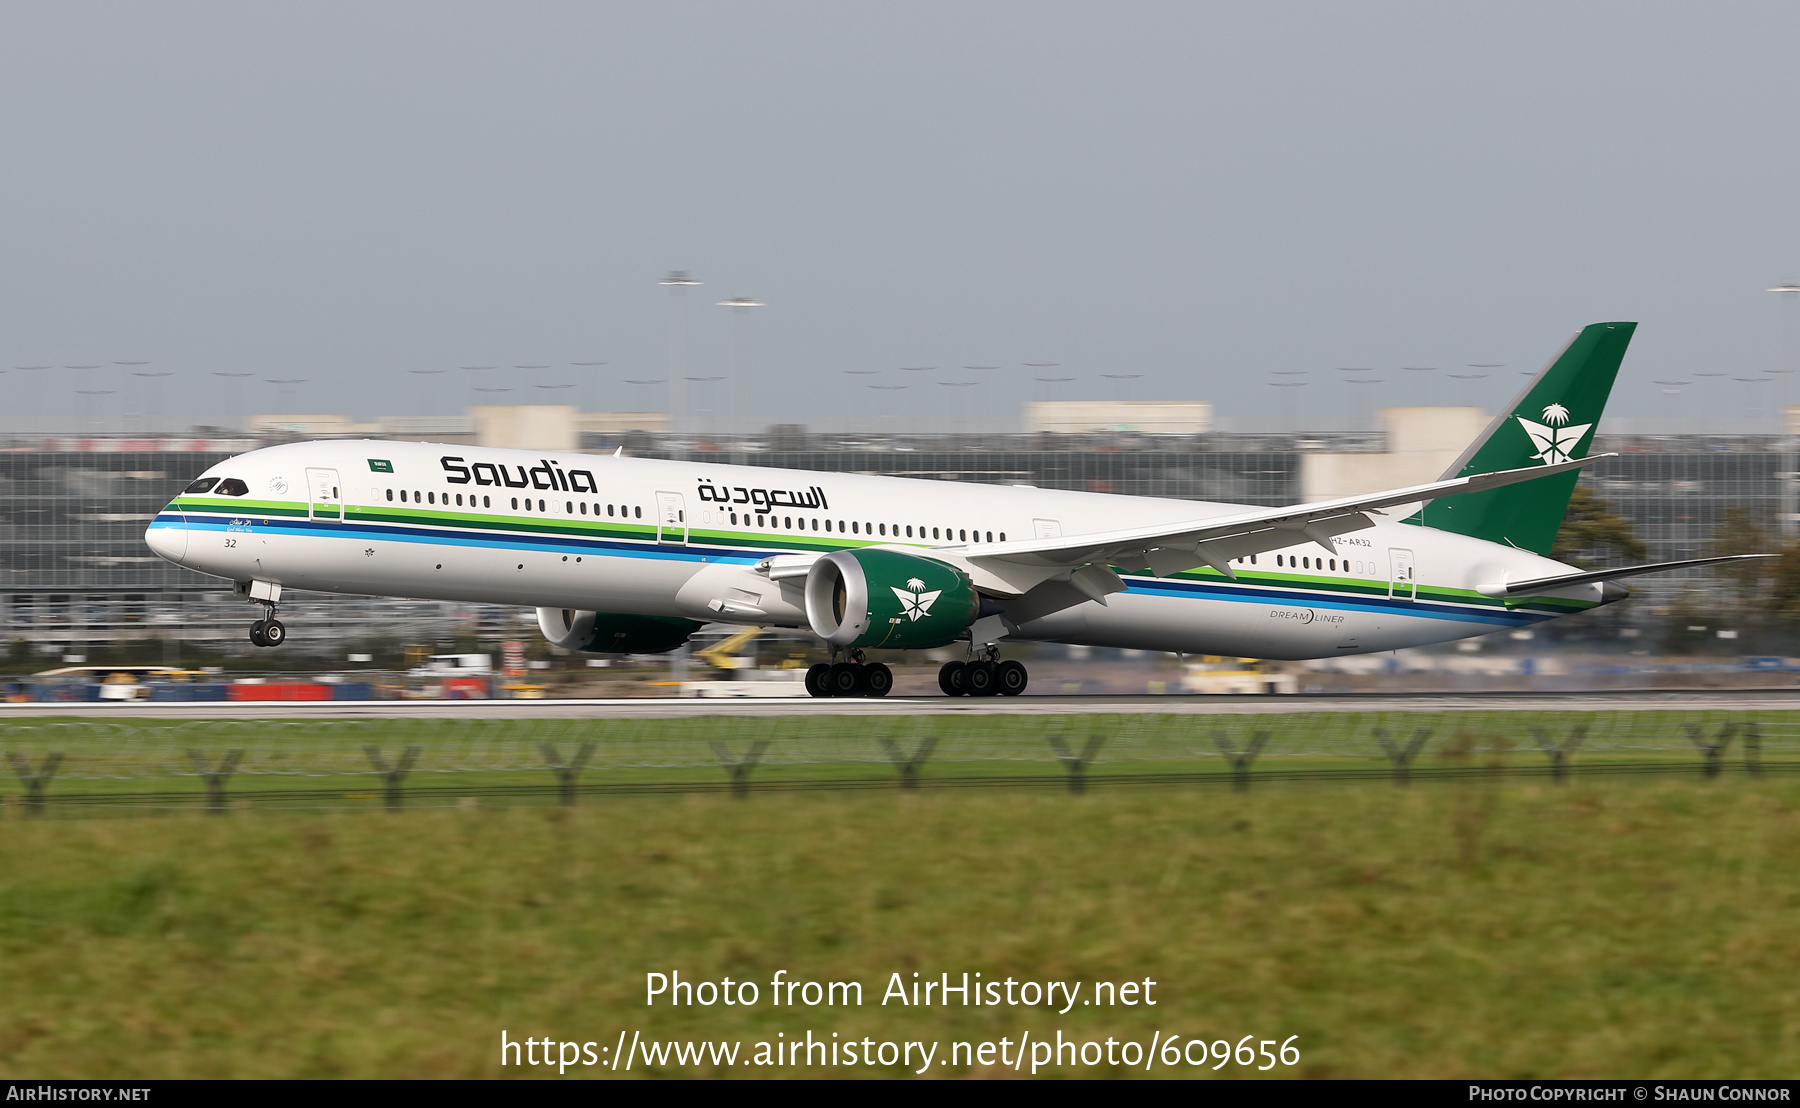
[183,477,219,494]
[214,478,250,496]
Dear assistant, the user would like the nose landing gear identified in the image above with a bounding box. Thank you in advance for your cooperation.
[237,580,287,648]
[938,648,1028,697]
[805,650,893,698]
[248,603,286,648]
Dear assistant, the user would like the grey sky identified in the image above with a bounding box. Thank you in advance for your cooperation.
[3,2,1798,433]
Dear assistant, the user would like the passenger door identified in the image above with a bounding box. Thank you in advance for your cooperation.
[1388,548,1416,601]
[656,491,687,545]
[306,467,342,521]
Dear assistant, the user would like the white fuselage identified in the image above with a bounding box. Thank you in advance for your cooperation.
[144,440,1607,659]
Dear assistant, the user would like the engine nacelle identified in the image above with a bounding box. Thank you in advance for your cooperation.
[803,549,979,650]
[536,608,702,654]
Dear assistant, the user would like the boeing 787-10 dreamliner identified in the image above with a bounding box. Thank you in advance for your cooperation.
[145,322,1769,697]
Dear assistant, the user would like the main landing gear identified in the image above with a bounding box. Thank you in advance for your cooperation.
[248,603,286,648]
[938,647,1028,698]
[805,650,893,698]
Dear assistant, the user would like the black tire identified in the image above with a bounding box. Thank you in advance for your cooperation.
[965,660,999,696]
[864,662,893,697]
[248,620,268,647]
[805,662,833,698]
[829,662,862,696]
[997,659,1028,696]
[938,661,966,696]
[261,619,287,647]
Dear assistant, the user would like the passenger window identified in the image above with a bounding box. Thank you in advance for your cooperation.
[932,527,940,539]
[607,504,614,516]
[784,516,791,529]
[428,492,435,504]
[634,506,641,518]
[483,496,490,508]
[183,477,219,494]
[959,529,967,541]
[999,532,1005,541]
[731,512,738,525]
[986,531,993,543]
[1276,555,1284,566]
[511,498,519,509]
[812,519,819,531]
[385,489,393,502]
[566,501,573,513]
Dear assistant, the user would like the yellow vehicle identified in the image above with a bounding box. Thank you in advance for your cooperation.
[694,626,765,673]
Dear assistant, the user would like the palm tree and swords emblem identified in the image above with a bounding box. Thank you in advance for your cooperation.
[1516,402,1592,466]
[891,577,942,620]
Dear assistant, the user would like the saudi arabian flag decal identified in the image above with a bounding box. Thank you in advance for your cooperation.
[1515,403,1592,466]
[368,459,394,473]
[891,577,942,621]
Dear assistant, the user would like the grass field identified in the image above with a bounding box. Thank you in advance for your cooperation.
[3,754,1799,1078]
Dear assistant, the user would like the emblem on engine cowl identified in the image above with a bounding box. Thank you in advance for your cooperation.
[891,577,942,621]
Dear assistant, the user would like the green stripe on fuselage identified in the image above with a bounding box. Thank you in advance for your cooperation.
[173,501,1588,616]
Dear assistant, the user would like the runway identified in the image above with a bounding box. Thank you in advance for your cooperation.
[7,689,1800,719]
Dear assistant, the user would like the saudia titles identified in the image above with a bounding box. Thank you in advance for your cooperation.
[440,456,600,492]
[694,479,829,512]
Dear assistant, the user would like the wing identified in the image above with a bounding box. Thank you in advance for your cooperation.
[925,453,1613,611]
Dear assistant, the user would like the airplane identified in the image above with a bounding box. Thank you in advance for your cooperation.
[143,321,1771,698]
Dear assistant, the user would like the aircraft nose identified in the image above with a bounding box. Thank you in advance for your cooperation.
[145,509,188,566]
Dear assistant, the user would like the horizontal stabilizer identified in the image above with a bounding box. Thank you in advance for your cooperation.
[1495,554,1778,597]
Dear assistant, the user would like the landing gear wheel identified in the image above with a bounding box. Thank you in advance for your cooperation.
[965,660,999,696]
[805,663,832,698]
[938,661,967,697]
[997,659,1028,696]
[260,619,286,647]
[864,662,893,697]
[828,662,863,697]
[248,620,268,647]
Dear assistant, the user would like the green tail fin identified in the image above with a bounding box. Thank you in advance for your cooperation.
[1414,321,1636,554]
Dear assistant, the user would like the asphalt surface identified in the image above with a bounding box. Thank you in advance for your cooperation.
[7,689,1800,719]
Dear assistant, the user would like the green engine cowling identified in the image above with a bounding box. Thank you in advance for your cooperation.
[536,608,702,654]
[803,549,980,650]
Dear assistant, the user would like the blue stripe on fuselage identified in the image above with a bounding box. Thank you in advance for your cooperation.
[159,511,1553,627]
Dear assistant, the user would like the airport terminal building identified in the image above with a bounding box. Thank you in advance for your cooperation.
[2,411,1789,657]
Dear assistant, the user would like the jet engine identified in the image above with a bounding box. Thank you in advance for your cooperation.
[803,549,979,650]
[536,608,702,654]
